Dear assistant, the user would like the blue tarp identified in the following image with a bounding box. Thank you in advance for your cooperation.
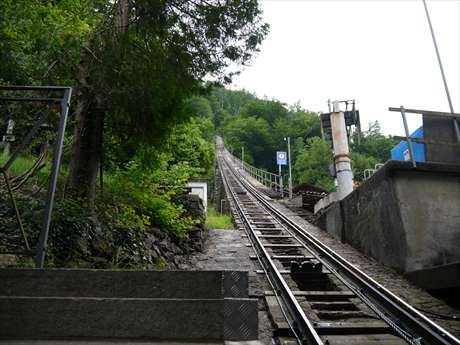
[390,126,425,162]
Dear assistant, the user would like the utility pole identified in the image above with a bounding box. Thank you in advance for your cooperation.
[422,0,460,142]
[285,137,293,199]
[330,101,353,199]
[241,146,244,170]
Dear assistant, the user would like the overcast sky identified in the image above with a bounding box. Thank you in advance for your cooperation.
[231,0,460,136]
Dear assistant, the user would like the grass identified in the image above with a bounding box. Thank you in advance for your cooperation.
[0,154,37,176]
[205,206,234,230]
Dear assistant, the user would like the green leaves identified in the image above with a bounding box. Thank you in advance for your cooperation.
[0,0,102,85]
[293,137,335,191]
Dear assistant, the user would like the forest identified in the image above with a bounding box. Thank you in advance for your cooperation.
[0,0,396,268]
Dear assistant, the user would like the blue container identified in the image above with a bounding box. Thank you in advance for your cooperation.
[390,126,425,162]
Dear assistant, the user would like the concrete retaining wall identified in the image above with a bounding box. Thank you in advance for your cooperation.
[318,161,460,276]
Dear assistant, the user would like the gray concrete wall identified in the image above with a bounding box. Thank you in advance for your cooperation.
[318,161,460,274]
[392,171,460,271]
[423,115,460,165]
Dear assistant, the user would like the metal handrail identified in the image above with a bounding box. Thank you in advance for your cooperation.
[227,151,289,195]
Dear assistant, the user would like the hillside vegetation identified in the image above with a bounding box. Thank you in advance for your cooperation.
[204,88,398,190]
[0,0,267,267]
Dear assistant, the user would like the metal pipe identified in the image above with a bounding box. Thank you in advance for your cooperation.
[278,164,283,198]
[330,101,353,199]
[35,87,72,268]
[400,106,417,168]
[0,85,70,91]
[0,97,62,103]
[287,137,293,199]
[422,0,460,142]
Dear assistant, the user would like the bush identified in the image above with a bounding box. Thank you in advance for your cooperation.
[101,156,198,239]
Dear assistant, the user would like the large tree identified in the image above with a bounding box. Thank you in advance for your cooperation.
[67,0,268,207]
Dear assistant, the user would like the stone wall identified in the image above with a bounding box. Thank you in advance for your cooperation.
[213,163,231,215]
[145,193,205,269]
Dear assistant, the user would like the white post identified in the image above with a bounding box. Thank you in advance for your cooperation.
[241,146,244,170]
[287,137,293,199]
[3,119,15,156]
[278,164,283,198]
[330,101,353,199]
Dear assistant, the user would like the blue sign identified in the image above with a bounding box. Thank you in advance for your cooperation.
[276,151,287,165]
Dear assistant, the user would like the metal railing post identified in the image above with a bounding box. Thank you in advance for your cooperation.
[35,87,72,268]
[400,106,417,168]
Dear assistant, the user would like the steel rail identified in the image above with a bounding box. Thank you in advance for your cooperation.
[222,149,459,345]
[218,154,324,345]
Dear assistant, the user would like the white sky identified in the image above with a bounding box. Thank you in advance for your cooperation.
[231,0,460,136]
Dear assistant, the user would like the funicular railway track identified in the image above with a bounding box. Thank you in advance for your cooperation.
[217,144,459,345]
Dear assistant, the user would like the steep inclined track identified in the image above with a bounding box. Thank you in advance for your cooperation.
[217,144,460,345]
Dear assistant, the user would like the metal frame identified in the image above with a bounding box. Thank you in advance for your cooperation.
[0,85,72,268]
[389,106,460,168]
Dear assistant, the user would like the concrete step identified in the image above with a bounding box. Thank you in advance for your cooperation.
[0,269,258,342]
[0,269,248,299]
[0,296,257,341]
[0,341,258,345]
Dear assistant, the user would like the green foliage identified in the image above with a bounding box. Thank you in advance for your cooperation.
[350,121,398,180]
[293,137,335,191]
[221,116,272,168]
[240,98,288,124]
[102,157,198,239]
[0,0,103,85]
[183,96,213,119]
[208,88,256,119]
[205,206,233,230]
[166,118,216,176]
[216,89,322,174]
[352,121,398,162]
[85,0,269,153]
[273,111,321,145]
[350,152,379,182]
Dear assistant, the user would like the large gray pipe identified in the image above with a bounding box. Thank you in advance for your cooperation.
[330,101,353,199]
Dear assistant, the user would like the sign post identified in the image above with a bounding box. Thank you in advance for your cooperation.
[284,137,293,199]
[276,151,287,198]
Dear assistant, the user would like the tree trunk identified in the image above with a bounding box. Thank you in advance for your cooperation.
[67,0,128,209]
[67,49,105,209]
